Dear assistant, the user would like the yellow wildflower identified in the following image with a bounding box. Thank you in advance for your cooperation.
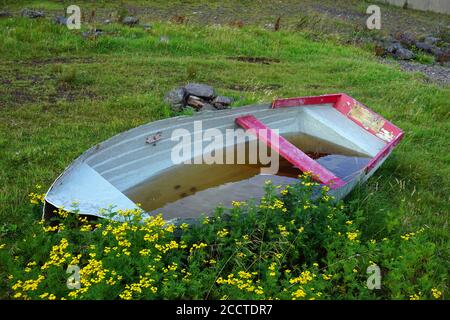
[410,293,421,300]
[322,274,332,281]
[292,288,306,299]
[431,288,442,299]
[346,231,358,241]
[290,271,314,285]
[217,229,229,238]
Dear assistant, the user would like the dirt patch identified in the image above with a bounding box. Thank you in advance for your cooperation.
[228,56,281,64]
[18,57,96,66]
[48,83,98,103]
[8,89,36,106]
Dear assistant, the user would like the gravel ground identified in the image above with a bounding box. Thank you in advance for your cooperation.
[396,61,450,84]
[3,0,450,84]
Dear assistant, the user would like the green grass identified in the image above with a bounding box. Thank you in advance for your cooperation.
[0,4,449,299]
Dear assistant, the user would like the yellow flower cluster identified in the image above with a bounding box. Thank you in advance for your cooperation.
[189,242,208,253]
[202,217,210,224]
[41,238,71,270]
[80,258,107,285]
[301,181,317,187]
[143,214,167,229]
[12,275,45,299]
[409,292,421,300]
[39,293,57,300]
[322,274,332,280]
[54,208,69,218]
[29,191,45,205]
[204,259,217,265]
[346,231,358,241]
[268,262,277,277]
[289,270,314,285]
[119,276,157,300]
[400,232,415,241]
[217,228,229,238]
[68,259,111,299]
[401,228,425,241]
[259,198,287,212]
[291,288,306,299]
[155,240,181,253]
[216,272,264,295]
[162,262,178,273]
[180,223,189,230]
[278,225,290,237]
[232,201,246,208]
[139,249,151,256]
[42,224,60,232]
[117,208,144,219]
[431,288,442,299]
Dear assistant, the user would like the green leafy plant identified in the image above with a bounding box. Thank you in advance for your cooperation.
[1,175,446,300]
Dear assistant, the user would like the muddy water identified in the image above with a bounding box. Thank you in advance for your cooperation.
[125,133,371,219]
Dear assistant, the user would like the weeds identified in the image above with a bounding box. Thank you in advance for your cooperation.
[57,66,77,84]
[1,175,446,300]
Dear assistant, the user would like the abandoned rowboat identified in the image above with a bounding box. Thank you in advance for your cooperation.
[43,93,403,222]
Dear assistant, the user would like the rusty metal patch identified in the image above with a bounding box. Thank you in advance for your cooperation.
[376,128,395,142]
[348,104,385,133]
[145,131,162,146]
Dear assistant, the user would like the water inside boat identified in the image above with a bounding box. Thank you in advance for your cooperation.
[124,133,371,219]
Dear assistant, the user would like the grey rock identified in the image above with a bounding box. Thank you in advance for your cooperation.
[424,36,440,46]
[386,42,402,52]
[199,103,217,111]
[415,41,434,54]
[396,32,416,47]
[184,83,215,99]
[164,87,186,111]
[386,42,415,60]
[431,47,444,57]
[0,11,12,18]
[21,8,45,19]
[142,23,152,30]
[213,102,230,110]
[103,19,112,25]
[213,95,233,106]
[54,16,67,25]
[82,29,103,38]
[122,16,139,26]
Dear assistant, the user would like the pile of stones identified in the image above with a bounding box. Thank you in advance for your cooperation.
[382,32,450,63]
[164,83,234,112]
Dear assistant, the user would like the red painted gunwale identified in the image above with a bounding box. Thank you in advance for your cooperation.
[235,115,346,188]
[272,94,404,176]
[235,94,404,189]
